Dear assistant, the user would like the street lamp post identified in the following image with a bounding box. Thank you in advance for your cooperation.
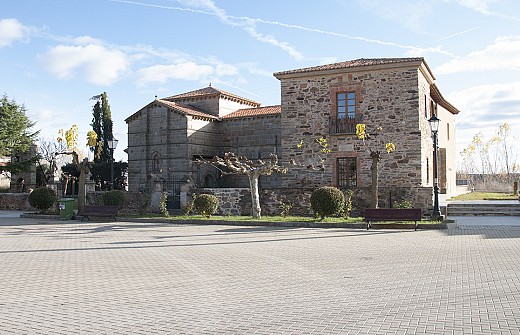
[428,115,443,221]
[107,137,118,190]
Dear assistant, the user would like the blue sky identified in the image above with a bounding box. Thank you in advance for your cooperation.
[1,0,519,162]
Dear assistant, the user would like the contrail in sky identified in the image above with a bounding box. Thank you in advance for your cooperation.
[438,27,479,41]
[110,0,440,55]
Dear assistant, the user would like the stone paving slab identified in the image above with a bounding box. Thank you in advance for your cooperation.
[1,217,520,334]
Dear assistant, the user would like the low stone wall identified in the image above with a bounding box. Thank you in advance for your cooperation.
[189,185,434,217]
[192,188,250,216]
[0,193,36,211]
[81,185,434,217]
[86,191,151,214]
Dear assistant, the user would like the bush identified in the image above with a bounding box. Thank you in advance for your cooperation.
[160,192,169,218]
[193,193,219,218]
[310,186,344,220]
[102,190,126,208]
[392,200,413,209]
[339,189,353,219]
[28,187,57,212]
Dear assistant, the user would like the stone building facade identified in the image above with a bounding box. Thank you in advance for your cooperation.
[274,58,459,209]
[126,58,459,213]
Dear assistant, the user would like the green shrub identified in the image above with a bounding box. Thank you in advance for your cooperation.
[160,192,170,218]
[392,200,413,209]
[279,199,293,218]
[102,190,126,208]
[183,194,196,216]
[28,187,57,212]
[310,186,344,220]
[193,193,219,218]
[339,189,353,219]
[139,194,150,215]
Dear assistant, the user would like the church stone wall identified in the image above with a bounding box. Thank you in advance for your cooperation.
[127,104,192,192]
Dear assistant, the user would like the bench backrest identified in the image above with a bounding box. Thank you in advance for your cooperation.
[84,205,119,214]
[364,208,422,221]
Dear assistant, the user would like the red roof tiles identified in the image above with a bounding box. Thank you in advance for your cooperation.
[274,57,425,77]
[163,86,260,107]
[222,105,281,119]
[157,99,218,120]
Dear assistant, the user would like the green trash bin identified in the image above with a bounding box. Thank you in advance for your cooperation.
[59,198,78,220]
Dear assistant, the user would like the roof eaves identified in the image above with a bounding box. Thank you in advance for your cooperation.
[430,84,460,115]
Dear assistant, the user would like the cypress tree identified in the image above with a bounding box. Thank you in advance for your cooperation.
[90,92,114,163]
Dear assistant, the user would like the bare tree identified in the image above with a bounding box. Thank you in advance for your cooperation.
[198,153,287,219]
[356,124,395,208]
[36,137,69,186]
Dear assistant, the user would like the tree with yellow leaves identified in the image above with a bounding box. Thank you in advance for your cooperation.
[356,124,396,208]
[57,124,91,214]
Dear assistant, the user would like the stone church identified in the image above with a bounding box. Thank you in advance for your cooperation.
[125,57,459,214]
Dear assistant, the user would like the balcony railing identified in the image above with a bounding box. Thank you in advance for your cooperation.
[330,115,361,134]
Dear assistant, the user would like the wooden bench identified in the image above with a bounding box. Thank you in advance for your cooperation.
[81,206,119,221]
[364,208,422,230]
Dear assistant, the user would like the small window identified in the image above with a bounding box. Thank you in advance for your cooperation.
[426,158,430,184]
[337,157,357,188]
[447,123,450,141]
[337,91,356,120]
[424,95,428,118]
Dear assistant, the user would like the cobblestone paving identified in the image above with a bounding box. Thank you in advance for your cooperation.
[1,218,520,334]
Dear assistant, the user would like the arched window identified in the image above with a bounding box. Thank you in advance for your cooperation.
[151,152,161,173]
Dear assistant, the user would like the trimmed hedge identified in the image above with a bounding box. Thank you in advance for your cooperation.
[193,194,219,218]
[102,190,126,208]
[310,186,344,220]
[28,187,57,212]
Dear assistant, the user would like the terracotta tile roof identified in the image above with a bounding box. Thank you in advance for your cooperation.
[157,99,219,120]
[222,105,281,119]
[274,57,425,77]
[163,86,260,107]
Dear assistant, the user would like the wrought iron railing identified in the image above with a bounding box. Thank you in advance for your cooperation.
[330,115,361,134]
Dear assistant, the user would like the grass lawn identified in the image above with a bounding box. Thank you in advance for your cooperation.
[448,191,518,201]
[129,214,363,223]
[126,214,444,224]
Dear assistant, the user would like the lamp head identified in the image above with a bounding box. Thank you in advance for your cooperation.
[428,115,440,133]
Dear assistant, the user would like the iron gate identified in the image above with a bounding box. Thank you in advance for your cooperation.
[163,177,182,210]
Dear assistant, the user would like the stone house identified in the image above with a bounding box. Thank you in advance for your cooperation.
[125,57,459,214]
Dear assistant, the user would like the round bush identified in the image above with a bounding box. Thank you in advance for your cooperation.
[28,187,57,212]
[310,186,345,220]
[102,190,126,208]
[193,193,219,218]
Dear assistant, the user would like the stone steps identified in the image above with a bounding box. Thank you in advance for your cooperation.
[447,203,520,216]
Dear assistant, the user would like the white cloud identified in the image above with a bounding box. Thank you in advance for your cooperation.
[39,44,130,85]
[450,0,496,14]
[448,81,520,152]
[448,81,520,129]
[436,36,520,74]
[0,18,28,47]
[356,0,434,32]
[215,63,239,76]
[444,0,520,21]
[137,62,214,84]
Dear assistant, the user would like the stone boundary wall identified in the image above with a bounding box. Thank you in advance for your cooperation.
[0,193,36,211]
[80,186,433,217]
[191,186,434,217]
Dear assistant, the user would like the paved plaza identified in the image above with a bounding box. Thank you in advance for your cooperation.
[1,214,520,334]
